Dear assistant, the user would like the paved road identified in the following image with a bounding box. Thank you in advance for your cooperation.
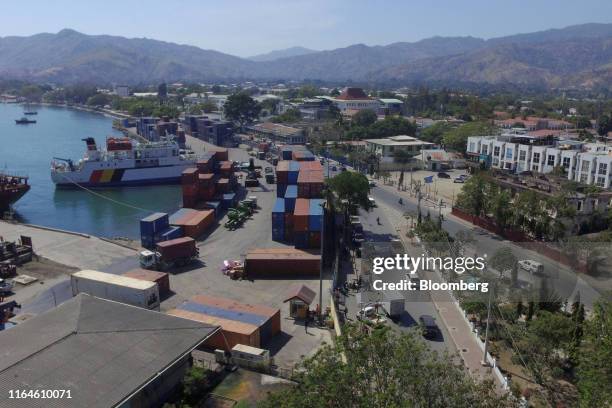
[320,159,602,308]
[370,182,602,309]
[357,201,456,355]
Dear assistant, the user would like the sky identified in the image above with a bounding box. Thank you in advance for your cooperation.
[1,0,611,57]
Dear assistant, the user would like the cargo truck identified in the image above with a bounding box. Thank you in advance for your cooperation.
[139,237,199,271]
[70,270,160,310]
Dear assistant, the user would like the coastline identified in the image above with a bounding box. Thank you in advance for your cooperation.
[26,101,130,120]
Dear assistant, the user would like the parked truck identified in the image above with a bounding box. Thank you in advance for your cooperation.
[139,237,199,271]
[70,270,160,310]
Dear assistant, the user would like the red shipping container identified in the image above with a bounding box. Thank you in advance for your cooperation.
[198,173,214,186]
[182,194,197,209]
[182,184,198,196]
[308,231,321,248]
[293,198,310,232]
[216,178,230,193]
[196,158,214,173]
[156,237,197,259]
[214,149,229,161]
[123,268,171,298]
[198,184,216,201]
[297,183,310,198]
[182,168,199,185]
[246,248,321,277]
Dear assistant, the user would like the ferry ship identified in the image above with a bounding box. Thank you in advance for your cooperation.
[51,137,197,188]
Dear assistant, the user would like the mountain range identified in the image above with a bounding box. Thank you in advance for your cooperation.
[248,46,317,62]
[0,23,610,89]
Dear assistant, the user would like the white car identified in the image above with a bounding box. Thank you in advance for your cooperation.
[518,260,544,275]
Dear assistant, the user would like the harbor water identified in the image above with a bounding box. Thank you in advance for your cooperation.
[0,103,181,238]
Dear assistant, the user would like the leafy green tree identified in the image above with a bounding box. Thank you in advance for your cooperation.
[455,174,488,217]
[258,325,509,408]
[272,108,302,123]
[86,93,112,107]
[577,297,612,407]
[597,115,610,136]
[489,188,513,229]
[574,116,592,129]
[181,366,210,406]
[420,122,453,144]
[351,109,378,127]
[326,172,370,211]
[489,247,517,278]
[329,88,340,96]
[260,98,280,115]
[368,116,416,138]
[223,93,261,130]
[19,84,45,102]
[442,121,496,152]
[189,101,217,114]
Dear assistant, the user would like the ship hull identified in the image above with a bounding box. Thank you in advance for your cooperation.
[52,163,193,188]
[0,186,30,211]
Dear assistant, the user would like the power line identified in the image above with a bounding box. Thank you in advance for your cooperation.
[54,173,154,213]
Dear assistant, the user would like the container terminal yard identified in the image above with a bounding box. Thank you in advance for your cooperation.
[0,133,334,375]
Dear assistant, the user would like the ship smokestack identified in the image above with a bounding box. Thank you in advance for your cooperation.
[82,137,97,151]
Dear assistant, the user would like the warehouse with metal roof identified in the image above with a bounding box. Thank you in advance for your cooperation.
[0,294,219,408]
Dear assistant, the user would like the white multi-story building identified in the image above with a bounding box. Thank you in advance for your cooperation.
[466,133,612,188]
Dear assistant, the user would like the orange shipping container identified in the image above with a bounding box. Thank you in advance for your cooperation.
[167,309,259,350]
[293,198,310,232]
[173,209,215,238]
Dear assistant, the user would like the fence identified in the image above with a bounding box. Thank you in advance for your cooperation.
[451,207,588,273]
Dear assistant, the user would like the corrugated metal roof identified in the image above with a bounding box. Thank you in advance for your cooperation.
[283,284,316,305]
[0,294,218,408]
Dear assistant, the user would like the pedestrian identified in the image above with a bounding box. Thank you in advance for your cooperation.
[304,315,309,333]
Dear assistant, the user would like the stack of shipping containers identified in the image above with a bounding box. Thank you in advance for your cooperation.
[180,149,235,211]
[140,213,183,249]
[167,294,281,350]
[272,150,325,249]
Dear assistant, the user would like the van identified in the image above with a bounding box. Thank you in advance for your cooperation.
[518,259,544,275]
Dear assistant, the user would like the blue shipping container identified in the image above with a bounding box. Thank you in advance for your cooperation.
[309,199,325,232]
[284,186,297,213]
[272,198,286,232]
[276,184,287,198]
[140,212,169,237]
[222,193,237,208]
[160,226,183,241]
[294,232,309,249]
[272,228,284,242]
[203,201,222,218]
[289,161,301,172]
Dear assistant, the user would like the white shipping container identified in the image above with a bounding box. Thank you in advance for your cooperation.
[71,270,160,310]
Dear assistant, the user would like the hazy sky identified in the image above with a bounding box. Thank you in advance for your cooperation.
[1,0,610,57]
